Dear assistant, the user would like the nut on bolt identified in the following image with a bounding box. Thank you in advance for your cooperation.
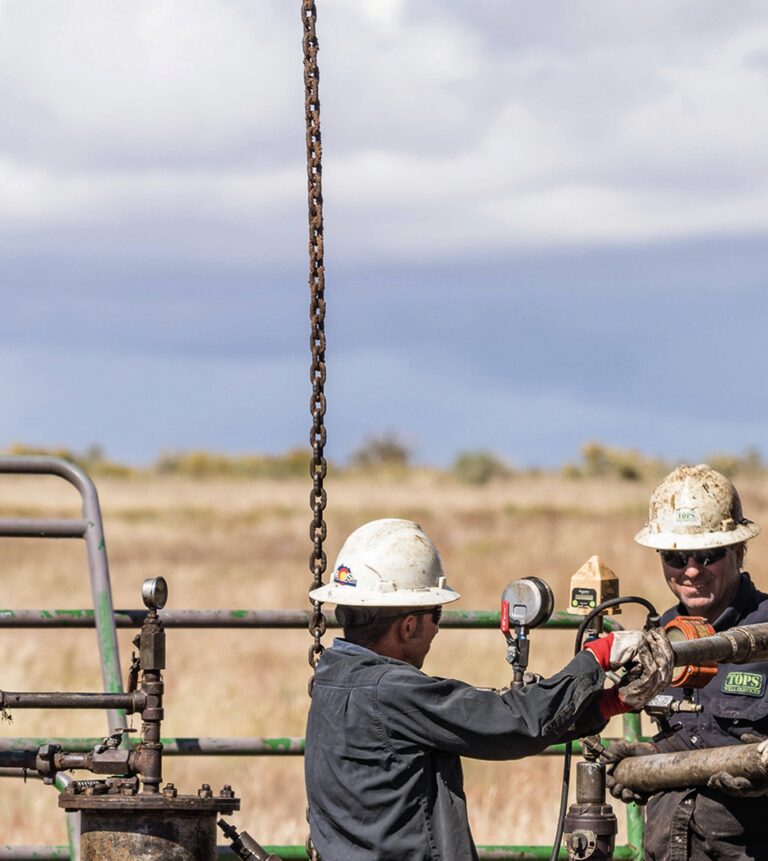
[219,784,235,798]
[198,783,213,798]
[162,783,178,798]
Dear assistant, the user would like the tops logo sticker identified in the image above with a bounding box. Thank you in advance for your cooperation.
[722,671,765,697]
[333,565,357,587]
[674,507,701,526]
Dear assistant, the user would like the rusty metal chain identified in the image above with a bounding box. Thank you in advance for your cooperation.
[303,4,327,858]
[303,0,328,679]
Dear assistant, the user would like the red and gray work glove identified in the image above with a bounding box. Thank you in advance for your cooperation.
[584,629,675,716]
[601,740,658,806]
[708,737,768,798]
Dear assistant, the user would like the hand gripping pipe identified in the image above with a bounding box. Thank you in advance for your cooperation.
[612,742,768,793]
[609,622,768,794]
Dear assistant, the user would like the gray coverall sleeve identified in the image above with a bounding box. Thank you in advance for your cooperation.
[377,650,606,760]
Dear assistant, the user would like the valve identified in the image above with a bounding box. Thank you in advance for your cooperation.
[218,819,282,861]
[94,727,136,754]
[500,577,554,688]
[562,739,617,860]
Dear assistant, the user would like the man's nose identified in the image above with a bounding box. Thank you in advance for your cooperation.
[684,556,705,575]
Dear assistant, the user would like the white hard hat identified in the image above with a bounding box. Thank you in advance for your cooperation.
[309,518,460,607]
[635,464,760,551]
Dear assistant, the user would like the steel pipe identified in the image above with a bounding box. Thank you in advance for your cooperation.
[672,622,768,666]
[0,736,306,755]
[0,519,89,538]
[613,741,767,792]
[0,692,139,711]
[0,608,600,629]
[0,736,623,757]
[0,456,126,735]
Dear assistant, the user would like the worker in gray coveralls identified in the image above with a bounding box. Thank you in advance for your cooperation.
[607,465,768,861]
[305,518,675,861]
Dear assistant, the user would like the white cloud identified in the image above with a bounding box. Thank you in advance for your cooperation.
[0,1,301,167]
[0,1,766,263]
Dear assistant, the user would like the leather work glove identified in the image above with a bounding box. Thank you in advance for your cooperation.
[583,631,645,670]
[614,628,674,710]
[602,740,659,806]
[707,738,768,798]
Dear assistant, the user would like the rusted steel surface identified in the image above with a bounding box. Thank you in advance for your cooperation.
[613,742,768,792]
[0,692,139,711]
[60,793,239,814]
[60,792,239,860]
[672,622,768,666]
[78,809,217,861]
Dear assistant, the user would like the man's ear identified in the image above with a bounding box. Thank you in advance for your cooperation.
[396,614,418,643]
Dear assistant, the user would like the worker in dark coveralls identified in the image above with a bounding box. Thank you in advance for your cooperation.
[607,465,768,861]
[305,518,675,861]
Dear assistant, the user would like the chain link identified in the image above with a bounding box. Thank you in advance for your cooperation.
[303,0,327,680]
[303,3,327,857]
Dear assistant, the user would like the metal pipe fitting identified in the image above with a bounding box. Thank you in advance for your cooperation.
[612,742,768,792]
[671,622,768,666]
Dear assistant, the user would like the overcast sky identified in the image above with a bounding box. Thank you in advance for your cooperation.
[0,1,766,466]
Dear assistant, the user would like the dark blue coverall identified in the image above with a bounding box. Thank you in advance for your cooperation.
[644,573,768,861]
[305,638,608,861]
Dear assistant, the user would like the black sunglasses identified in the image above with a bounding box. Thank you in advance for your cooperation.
[658,547,729,569]
[383,606,442,625]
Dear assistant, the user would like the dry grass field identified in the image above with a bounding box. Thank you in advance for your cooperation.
[1,471,767,850]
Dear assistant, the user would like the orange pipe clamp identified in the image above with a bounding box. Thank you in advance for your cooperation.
[664,616,717,688]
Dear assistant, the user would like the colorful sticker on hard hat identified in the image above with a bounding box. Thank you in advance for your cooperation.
[333,565,357,587]
[674,507,701,526]
[721,671,765,697]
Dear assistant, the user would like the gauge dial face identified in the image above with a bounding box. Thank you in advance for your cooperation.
[142,576,168,610]
[501,577,554,628]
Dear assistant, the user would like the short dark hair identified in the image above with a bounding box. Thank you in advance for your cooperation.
[335,605,424,650]
[734,542,747,568]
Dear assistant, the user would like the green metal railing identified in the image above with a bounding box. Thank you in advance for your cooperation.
[0,457,644,860]
[0,610,645,861]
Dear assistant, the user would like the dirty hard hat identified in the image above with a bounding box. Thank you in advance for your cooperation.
[308,518,461,607]
[634,464,760,551]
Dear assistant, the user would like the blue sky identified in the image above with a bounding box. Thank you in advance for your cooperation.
[0,1,767,466]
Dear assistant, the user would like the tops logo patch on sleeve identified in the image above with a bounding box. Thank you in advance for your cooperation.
[722,671,765,697]
[333,564,357,587]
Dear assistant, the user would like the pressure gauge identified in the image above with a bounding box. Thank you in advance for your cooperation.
[500,577,554,631]
[142,576,168,611]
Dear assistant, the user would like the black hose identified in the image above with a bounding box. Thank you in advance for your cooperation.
[548,595,659,861]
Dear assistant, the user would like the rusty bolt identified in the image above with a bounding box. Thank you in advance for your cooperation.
[162,783,178,798]
[219,784,235,798]
[198,783,213,799]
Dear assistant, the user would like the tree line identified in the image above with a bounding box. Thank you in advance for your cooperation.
[3,438,764,486]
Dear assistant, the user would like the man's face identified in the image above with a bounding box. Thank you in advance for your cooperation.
[660,545,742,622]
